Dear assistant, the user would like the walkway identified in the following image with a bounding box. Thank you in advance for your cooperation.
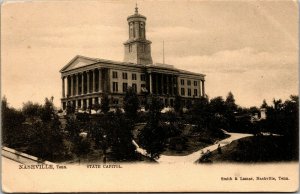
[157,130,252,164]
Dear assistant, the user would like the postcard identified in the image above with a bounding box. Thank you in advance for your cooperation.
[1,0,299,192]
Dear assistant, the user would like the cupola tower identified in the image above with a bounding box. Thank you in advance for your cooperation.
[123,5,153,64]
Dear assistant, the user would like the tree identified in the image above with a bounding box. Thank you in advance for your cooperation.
[261,99,268,109]
[101,109,137,161]
[65,116,80,141]
[123,87,140,121]
[164,111,181,137]
[40,97,56,122]
[224,92,238,130]
[210,96,226,115]
[2,97,25,147]
[72,135,91,163]
[189,97,210,129]
[26,97,67,161]
[27,119,66,161]
[65,99,75,115]
[174,95,182,113]
[22,101,42,119]
[138,96,166,159]
[225,92,237,112]
[101,93,110,113]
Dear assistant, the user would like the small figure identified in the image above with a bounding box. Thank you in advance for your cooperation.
[217,144,222,154]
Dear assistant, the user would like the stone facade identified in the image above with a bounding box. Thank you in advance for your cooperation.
[60,6,205,110]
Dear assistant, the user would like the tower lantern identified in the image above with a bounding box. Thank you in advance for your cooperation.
[123,5,153,64]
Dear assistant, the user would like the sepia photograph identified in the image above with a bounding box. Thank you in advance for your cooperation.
[1,0,299,192]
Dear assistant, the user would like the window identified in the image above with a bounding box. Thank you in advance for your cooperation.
[194,81,198,86]
[141,74,146,81]
[181,88,185,96]
[123,83,128,92]
[141,44,145,52]
[113,71,118,79]
[132,83,137,92]
[194,89,198,96]
[113,82,118,92]
[140,23,145,38]
[130,23,133,37]
[129,44,132,52]
[180,79,184,85]
[122,72,128,80]
[132,73,137,80]
[188,88,191,96]
[187,80,191,86]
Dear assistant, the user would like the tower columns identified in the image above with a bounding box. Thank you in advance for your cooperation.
[87,71,90,93]
[161,74,164,95]
[81,73,84,94]
[76,74,79,95]
[70,75,74,96]
[149,73,152,94]
[92,70,96,93]
[202,80,205,97]
[98,68,102,92]
[62,77,65,98]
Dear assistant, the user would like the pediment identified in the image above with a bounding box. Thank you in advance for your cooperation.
[60,55,99,72]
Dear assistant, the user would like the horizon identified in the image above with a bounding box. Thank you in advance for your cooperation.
[1,0,298,109]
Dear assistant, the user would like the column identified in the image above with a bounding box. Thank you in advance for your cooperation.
[171,75,174,95]
[202,80,205,97]
[155,73,159,95]
[66,77,69,97]
[62,77,65,98]
[103,69,107,93]
[75,100,78,109]
[149,73,152,94]
[166,75,169,95]
[174,76,179,95]
[135,22,139,39]
[199,80,202,97]
[81,73,84,94]
[76,74,79,95]
[161,74,164,95]
[92,70,96,93]
[70,75,74,96]
[87,71,90,93]
[98,69,102,92]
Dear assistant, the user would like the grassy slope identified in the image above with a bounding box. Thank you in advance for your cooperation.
[198,136,298,163]
[163,127,230,156]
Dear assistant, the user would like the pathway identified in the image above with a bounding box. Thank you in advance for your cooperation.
[157,130,252,164]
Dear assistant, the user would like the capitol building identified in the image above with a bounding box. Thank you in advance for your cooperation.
[60,6,205,110]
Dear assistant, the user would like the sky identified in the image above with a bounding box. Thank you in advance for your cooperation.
[1,0,298,109]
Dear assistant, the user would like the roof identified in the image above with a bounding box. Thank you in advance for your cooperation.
[127,5,146,20]
[60,55,138,73]
[60,55,205,78]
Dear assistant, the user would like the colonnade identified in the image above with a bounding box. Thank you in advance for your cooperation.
[148,73,177,96]
[62,68,103,98]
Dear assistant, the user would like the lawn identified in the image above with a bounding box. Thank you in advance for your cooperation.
[163,125,230,156]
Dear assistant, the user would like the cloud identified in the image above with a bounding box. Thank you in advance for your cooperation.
[164,47,298,107]
[166,47,297,74]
